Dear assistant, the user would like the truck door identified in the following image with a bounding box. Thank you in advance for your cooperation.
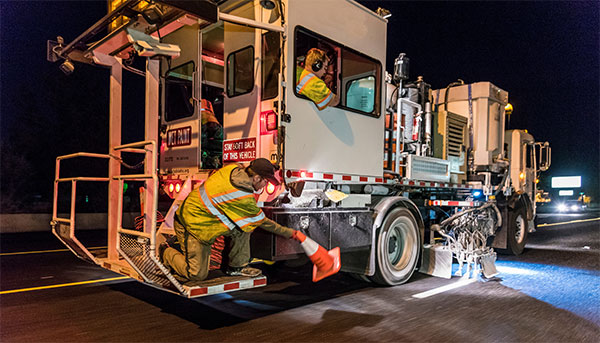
[223,3,261,164]
[283,4,386,178]
[160,25,202,174]
[524,142,536,203]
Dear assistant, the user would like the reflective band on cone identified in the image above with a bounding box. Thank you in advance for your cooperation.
[300,237,319,256]
[293,231,341,282]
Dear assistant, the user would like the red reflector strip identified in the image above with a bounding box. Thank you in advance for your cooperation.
[190,287,208,297]
[375,178,383,183]
[224,282,240,291]
[323,174,334,180]
[359,177,368,182]
[254,278,267,286]
[342,175,352,181]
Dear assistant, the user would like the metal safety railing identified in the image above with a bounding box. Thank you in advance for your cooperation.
[52,152,112,264]
[51,142,183,293]
[112,140,184,293]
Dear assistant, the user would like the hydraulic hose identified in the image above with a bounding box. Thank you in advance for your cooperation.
[443,79,464,112]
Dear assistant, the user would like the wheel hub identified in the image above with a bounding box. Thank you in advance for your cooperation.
[388,236,397,254]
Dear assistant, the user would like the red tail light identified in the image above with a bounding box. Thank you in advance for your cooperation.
[260,110,278,134]
[266,112,277,131]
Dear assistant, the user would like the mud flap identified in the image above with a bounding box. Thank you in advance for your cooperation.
[480,251,499,278]
[419,244,453,279]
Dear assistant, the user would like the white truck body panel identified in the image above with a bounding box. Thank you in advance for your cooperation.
[433,82,508,167]
[223,2,261,142]
[159,25,201,174]
[284,0,387,177]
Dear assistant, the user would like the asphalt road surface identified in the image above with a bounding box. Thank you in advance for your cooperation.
[1,211,599,342]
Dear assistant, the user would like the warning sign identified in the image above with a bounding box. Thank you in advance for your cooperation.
[223,137,257,162]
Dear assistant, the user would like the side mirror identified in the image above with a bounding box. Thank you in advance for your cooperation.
[536,142,551,172]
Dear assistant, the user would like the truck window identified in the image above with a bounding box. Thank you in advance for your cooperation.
[262,31,280,100]
[165,61,195,122]
[226,46,254,97]
[294,26,381,117]
[345,75,375,113]
[525,143,534,168]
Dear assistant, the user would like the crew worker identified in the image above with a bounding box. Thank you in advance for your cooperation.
[296,48,340,110]
[161,158,296,280]
[200,99,223,169]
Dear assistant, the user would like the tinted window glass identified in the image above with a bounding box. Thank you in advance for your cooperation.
[165,61,195,122]
[227,46,254,97]
[262,31,280,100]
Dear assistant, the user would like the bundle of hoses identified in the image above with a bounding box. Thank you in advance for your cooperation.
[134,211,165,231]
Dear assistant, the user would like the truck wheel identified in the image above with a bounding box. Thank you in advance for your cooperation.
[370,208,420,286]
[500,206,528,255]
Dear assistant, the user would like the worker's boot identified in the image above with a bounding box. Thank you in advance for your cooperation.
[225,265,262,277]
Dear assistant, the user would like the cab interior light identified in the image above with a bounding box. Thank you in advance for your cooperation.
[266,182,276,195]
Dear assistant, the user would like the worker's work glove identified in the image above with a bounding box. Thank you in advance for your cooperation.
[291,230,307,242]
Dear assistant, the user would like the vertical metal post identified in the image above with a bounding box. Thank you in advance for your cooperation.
[144,59,159,238]
[70,180,77,233]
[395,80,403,174]
[107,57,123,261]
[53,159,60,220]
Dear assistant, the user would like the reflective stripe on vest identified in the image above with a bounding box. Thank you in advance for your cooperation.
[296,72,317,93]
[201,165,267,232]
[212,190,253,204]
[198,185,236,230]
[235,212,266,229]
[316,90,333,109]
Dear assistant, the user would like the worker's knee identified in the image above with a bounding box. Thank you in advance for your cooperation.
[188,268,209,282]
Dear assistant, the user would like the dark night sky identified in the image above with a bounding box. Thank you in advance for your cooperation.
[1,1,599,203]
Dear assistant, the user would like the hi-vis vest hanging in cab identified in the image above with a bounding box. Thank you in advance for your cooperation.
[177,164,266,243]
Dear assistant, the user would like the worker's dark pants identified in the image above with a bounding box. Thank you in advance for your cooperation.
[162,217,251,281]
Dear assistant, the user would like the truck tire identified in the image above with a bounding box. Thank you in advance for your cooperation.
[499,206,528,255]
[370,207,420,286]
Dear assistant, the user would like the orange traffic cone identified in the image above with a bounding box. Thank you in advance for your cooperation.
[293,231,341,282]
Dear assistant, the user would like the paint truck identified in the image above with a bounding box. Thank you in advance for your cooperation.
[47,0,551,298]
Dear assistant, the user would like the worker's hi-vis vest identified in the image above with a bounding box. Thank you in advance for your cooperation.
[296,67,334,110]
[178,164,266,243]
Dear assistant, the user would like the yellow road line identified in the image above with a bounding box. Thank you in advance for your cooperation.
[0,276,130,295]
[0,246,107,256]
[537,217,600,228]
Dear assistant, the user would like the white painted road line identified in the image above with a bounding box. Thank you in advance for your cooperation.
[537,217,600,228]
[412,278,477,299]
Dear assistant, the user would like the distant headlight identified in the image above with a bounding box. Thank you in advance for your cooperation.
[558,203,567,212]
[571,205,579,211]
